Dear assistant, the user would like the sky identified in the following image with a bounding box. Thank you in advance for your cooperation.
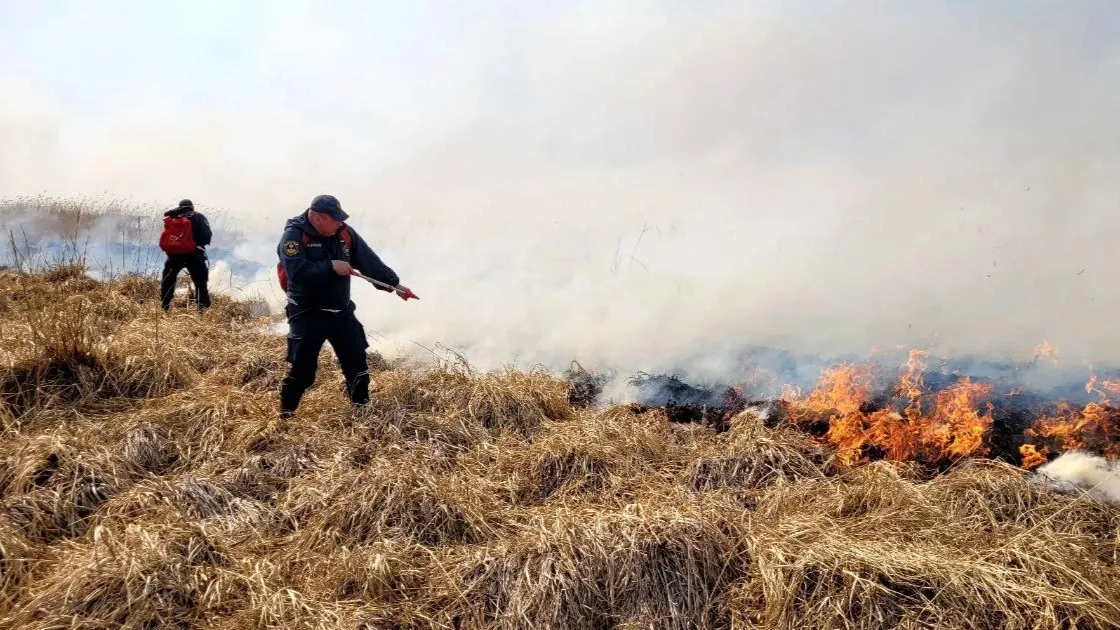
[2,1,1120,385]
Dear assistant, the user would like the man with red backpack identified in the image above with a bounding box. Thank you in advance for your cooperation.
[159,199,213,312]
[276,194,416,419]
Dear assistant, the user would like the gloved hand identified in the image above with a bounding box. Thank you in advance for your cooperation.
[394,285,419,300]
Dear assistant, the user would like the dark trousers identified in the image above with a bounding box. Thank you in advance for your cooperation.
[160,251,211,311]
[279,307,371,416]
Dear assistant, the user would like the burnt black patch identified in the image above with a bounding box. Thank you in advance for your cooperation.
[624,373,751,433]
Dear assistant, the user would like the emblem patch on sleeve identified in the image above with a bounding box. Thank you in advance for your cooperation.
[283,240,299,256]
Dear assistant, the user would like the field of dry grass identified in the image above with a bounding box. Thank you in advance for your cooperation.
[1,265,1118,629]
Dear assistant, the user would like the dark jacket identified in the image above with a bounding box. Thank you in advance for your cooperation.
[163,207,213,250]
[277,212,400,311]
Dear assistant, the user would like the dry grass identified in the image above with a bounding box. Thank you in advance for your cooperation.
[736,461,1120,629]
[0,265,1117,629]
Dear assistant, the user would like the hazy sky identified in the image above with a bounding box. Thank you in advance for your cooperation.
[3,1,1120,380]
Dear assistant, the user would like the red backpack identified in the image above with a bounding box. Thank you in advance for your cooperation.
[159,215,197,255]
[277,227,353,293]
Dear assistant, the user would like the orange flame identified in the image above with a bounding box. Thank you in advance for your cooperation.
[896,348,927,403]
[1019,444,1048,470]
[783,357,994,467]
[1020,373,1120,464]
[762,347,1120,470]
[1033,340,1058,363]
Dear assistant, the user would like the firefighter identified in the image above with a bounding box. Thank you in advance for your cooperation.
[275,194,415,418]
[158,199,212,312]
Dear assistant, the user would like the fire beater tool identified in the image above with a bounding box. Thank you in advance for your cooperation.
[351,270,419,300]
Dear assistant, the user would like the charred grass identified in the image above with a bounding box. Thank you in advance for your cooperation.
[0,267,1118,629]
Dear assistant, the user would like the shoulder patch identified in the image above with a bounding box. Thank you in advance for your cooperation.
[283,239,300,256]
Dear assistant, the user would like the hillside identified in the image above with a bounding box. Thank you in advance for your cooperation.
[1,265,1118,629]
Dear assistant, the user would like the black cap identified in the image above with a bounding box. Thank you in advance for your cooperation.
[178,199,193,209]
[308,194,349,221]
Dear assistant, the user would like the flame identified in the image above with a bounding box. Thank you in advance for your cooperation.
[780,364,874,466]
[1024,402,1120,461]
[798,363,873,417]
[748,346,1120,470]
[1081,373,1120,399]
[1020,374,1120,465]
[1033,340,1058,363]
[1019,443,1048,470]
[869,377,994,464]
[918,377,994,460]
[896,348,927,402]
[783,355,994,467]
[1097,379,1120,397]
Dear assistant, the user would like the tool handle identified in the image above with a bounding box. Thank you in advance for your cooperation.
[352,271,419,300]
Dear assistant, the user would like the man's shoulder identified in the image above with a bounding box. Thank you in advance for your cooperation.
[281,215,308,236]
[279,217,309,256]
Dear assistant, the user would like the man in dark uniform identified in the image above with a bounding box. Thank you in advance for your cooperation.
[159,199,213,312]
[276,194,415,418]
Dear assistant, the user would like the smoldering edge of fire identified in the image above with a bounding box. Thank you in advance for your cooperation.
[3,212,1117,418]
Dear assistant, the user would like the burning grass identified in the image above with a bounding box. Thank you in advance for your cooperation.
[0,265,1118,629]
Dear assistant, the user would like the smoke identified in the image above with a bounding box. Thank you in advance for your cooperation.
[0,203,160,275]
[1035,451,1120,504]
[2,1,1120,383]
[0,199,272,301]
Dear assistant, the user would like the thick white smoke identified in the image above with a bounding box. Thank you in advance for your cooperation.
[2,2,1120,382]
[1035,451,1120,505]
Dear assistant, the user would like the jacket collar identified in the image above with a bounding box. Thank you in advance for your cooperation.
[301,211,345,239]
